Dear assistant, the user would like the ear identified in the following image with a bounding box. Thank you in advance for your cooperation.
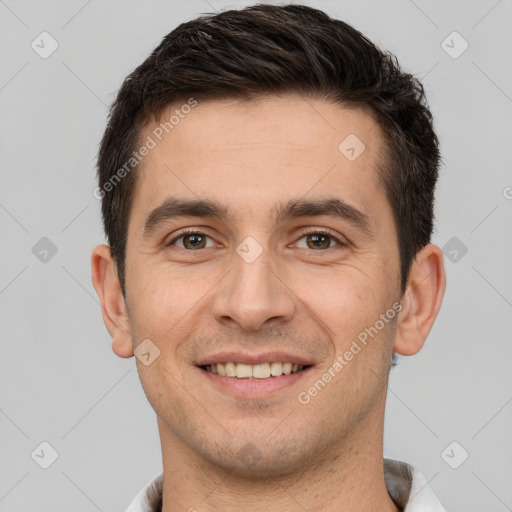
[91,244,134,358]
[394,244,446,356]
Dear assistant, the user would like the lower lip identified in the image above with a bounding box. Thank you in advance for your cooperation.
[199,367,311,397]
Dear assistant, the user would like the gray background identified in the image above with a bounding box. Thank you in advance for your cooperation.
[1,0,511,510]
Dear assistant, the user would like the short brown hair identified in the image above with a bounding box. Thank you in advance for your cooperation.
[97,3,440,296]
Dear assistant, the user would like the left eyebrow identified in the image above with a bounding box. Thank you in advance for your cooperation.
[271,198,374,238]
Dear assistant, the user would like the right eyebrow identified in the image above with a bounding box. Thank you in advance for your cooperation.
[143,197,231,239]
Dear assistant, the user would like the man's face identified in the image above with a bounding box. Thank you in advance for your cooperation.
[123,95,402,475]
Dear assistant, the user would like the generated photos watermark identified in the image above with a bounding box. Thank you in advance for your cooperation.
[298,301,402,405]
[93,98,198,200]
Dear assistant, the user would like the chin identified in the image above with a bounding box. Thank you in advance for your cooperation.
[195,431,321,479]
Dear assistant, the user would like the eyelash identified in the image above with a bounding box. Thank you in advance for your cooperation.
[166,228,346,251]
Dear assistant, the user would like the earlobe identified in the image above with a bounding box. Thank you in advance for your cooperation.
[91,245,134,358]
[393,244,446,356]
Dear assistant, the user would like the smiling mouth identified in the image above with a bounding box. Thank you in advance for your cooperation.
[202,362,310,379]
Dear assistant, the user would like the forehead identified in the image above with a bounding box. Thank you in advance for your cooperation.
[131,95,388,226]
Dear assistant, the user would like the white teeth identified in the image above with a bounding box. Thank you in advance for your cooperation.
[252,363,271,379]
[225,362,237,377]
[205,362,305,379]
[236,363,253,379]
[270,362,283,376]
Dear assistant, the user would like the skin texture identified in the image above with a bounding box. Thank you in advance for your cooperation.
[92,94,446,511]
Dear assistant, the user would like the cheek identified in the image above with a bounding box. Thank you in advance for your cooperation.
[292,263,383,328]
[127,262,216,348]
[287,260,398,374]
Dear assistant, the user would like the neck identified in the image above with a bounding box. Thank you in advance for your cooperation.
[157,397,399,512]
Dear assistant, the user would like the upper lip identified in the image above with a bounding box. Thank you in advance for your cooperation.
[196,350,314,367]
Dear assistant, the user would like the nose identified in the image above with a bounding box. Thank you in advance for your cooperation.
[211,243,296,331]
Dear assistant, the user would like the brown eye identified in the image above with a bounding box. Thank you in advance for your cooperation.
[295,232,341,250]
[169,232,215,250]
[183,234,207,249]
[307,234,332,249]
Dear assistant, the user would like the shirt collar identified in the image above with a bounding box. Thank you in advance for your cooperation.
[384,459,447,511]
[125,458,446,512]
